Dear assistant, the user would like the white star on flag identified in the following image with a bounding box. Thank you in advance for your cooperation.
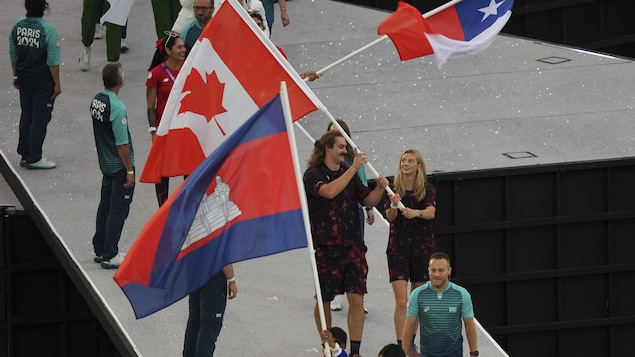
[478,0,505,22]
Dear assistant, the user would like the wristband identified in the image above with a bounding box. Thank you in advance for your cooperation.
[148,126,157,133]
[227,276,236,283]
[13,75,18,80]
[390,203,399,209]
[127,170,134,175]
[419,210,423,218]
[330,342,342,357]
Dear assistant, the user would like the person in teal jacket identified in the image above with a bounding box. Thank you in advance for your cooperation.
[402,252,479,357]
[9,0,61,169]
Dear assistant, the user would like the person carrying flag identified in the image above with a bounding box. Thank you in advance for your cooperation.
[183,264,237,356]
[304,130,389,357]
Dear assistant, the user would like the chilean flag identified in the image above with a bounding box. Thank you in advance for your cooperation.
[378,0,514,66]
[140,0,322,184]
[114,94,308,318]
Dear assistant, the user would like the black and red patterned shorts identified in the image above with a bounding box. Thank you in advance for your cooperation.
[315,245,368,301]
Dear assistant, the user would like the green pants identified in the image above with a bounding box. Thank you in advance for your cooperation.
[81,0,122,62]
[151,0,181,39]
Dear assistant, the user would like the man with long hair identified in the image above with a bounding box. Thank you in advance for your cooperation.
[304,130,388,357]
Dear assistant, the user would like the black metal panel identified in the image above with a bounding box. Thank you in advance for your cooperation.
[0,209,124,356]
[1,153,135,356]
[428,157,635,357]
[507,331,557,357]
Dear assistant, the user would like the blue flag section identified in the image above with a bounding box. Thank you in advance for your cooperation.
[114,94,308,318]
[452,0,514,41]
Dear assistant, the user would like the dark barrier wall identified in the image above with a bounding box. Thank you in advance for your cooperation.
[0,152,137,356]
[336,0,635,59]
[0,208,125,356]
[428,157,635,357]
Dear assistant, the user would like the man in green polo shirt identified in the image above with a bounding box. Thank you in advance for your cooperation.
[90,62,135,269]
[403,252,479,357]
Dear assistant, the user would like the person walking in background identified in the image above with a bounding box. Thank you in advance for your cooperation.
[327,120,373,314]
[238,0,269,36]
[120,21,129,53]
[304,130,388,357]
[181,0,214,53]
[151,0,181,39]
[79,0,123,71]
[146,33,186,206]
[9,0,61,169]
[171,0,195,34]
[183,264,237,357]
[261,0,289,35]
[90,63,135,269]
[402,252,478,357]
[93,16,129,53]
[386,149,436,357]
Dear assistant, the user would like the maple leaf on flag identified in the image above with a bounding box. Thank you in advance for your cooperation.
[179,68,228,135]
[139,0,324,184]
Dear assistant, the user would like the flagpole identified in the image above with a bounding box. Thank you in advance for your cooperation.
[312,35,388,78]
[280,82,332,357]
[321,109,405,209]
[305,0,465,80]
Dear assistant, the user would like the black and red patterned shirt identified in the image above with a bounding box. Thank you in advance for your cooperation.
[303,163,371,247]
[385,182,436,257]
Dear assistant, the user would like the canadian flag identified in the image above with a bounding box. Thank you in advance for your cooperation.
[140,0,322,184]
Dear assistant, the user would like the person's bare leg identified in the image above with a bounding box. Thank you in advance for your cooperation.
[392,280,409,341]
[346,292,365,350]
[314,300,332,333]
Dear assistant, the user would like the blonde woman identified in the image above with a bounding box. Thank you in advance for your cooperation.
[385,149,436,355]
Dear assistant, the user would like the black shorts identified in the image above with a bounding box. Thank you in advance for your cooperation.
[387,254,429,283]
[316,245,368,301]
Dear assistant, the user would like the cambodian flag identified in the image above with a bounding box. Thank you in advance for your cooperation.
[378,0,514,66]
[114,94,308,319]
[140,0,322,184]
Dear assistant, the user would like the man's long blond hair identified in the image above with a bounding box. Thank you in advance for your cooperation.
[393,149,427,201]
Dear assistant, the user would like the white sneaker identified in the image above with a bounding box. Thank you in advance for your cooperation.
[120,39,129,53]
[100,252,126,269]
[94,24,104,39]
[330,295,342,311]
[79,46,91,71]
[25,158,56,169]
